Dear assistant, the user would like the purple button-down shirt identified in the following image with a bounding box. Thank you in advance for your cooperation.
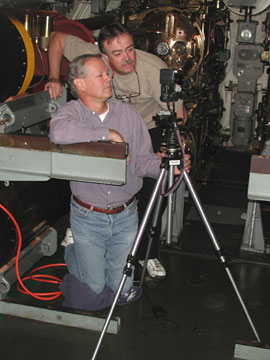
[49,99,161,208]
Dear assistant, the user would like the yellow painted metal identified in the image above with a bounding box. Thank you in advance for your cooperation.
[4,11,35,95]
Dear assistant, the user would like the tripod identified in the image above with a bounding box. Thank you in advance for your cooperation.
[91,121,261,360]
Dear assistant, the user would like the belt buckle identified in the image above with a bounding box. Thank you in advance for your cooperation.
[105,205,113,214]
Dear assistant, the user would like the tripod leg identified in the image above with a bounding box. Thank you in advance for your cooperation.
[139,191,165,287]
[91,167,167,360]
[183,170,261,342]
[165,164,175,246]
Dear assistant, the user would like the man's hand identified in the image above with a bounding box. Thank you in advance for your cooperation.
[183,154,191,172]
[174,154,191,175]
[108,130,130,163]
[44,78,63,101]
[44,31,68,101]
[108,129,125,143]
[157,150,166,159]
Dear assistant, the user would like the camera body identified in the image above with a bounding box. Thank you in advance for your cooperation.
[154,69,183,129]
[160,69,182,103]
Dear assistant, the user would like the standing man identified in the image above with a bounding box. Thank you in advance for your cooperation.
[49,54,188,309]
[46,22,187,280]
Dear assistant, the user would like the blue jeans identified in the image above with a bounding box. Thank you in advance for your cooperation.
[65,196,138,294]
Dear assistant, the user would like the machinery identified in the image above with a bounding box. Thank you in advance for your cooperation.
[127,0,270,151]
[1,0,270,298]
[2,1,270,152]
[128,2,230,158]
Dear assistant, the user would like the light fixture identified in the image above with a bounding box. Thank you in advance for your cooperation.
[240,29,252,41]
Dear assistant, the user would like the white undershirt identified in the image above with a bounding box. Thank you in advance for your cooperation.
[98,105,109,122]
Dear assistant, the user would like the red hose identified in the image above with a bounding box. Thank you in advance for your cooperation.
[0,203,66,300]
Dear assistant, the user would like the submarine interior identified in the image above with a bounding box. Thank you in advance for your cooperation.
[0,0,270,359]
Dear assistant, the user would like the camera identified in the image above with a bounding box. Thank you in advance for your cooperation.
[160,69,182,103]
[154,69,183,129]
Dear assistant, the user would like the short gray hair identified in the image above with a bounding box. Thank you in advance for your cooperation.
[67,54,102,98]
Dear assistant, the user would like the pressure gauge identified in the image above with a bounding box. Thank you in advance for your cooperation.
[173,41,186,56]
[156,42,170,56]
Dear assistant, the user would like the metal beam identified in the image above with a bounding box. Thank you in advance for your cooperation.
[0,300,120,334]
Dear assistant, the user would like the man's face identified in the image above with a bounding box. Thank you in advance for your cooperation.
[77,57,112,101]
[102,33,136,75]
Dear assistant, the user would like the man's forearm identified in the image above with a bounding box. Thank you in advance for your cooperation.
[47,31,67,80]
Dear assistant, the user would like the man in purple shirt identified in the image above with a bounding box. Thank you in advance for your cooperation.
[50,53,189,308]
[46,23,187,281]
[50,53,187,308]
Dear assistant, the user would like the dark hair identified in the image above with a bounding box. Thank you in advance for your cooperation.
[98,22,133,54]
[67,54,102,98]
